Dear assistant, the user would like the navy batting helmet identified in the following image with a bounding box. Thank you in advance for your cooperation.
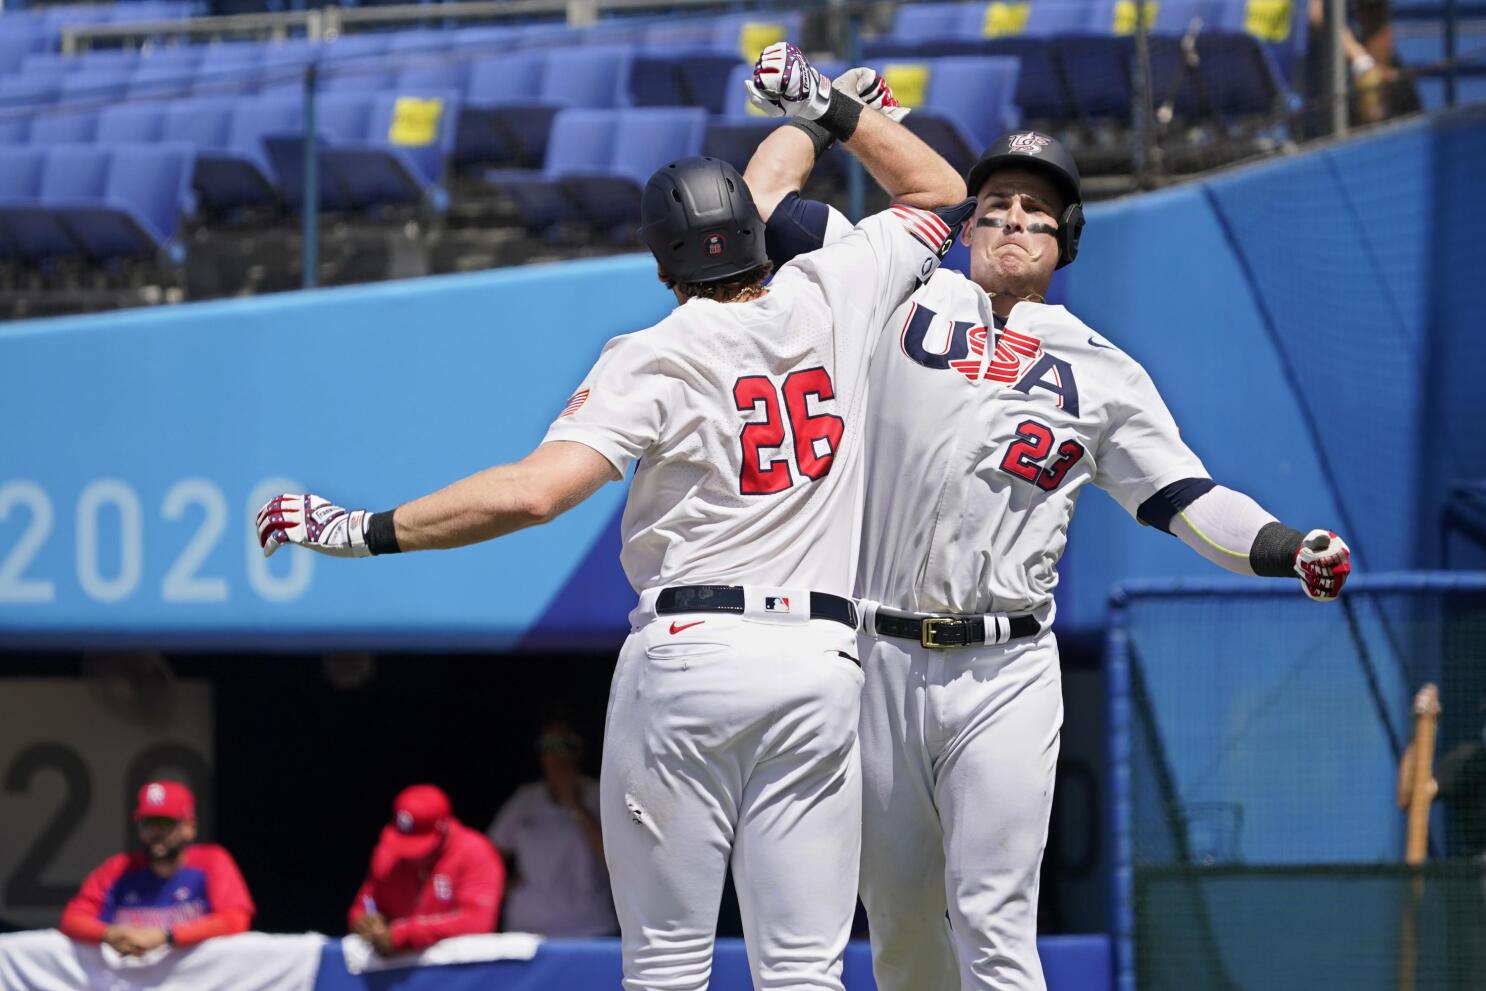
[965,131,1084,268]
[639,157,767,285]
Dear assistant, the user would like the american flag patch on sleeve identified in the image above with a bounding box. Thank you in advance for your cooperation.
[559,388,590,417]
[890,205,952,255]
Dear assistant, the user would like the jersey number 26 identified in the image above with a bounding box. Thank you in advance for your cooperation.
[734,368,844,495]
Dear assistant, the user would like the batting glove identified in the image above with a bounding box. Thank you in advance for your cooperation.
[832,67,910,121]
[747,42,831,120]
[255,493,371,559]
[1294,529,1351,601]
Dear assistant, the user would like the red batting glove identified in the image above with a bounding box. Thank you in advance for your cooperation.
[1294,529,1351,601]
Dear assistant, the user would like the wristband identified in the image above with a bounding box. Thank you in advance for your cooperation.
[816,89,863,143]
[788,118,835,157]
[366,510,402,556]
[1249,521,1304,577]
[164,928,175,947]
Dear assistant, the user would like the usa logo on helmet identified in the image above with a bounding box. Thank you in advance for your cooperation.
[1008,132,1051,155]
[704,232,727,257]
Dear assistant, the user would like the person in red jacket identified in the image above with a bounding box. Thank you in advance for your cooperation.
[60,781,253,956]
[347,784,505,956]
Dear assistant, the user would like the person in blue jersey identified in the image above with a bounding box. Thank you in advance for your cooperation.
[60,781,254,956]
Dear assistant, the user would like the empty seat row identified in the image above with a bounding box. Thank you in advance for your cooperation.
[868,0,1307,123]
[0,142,194,266]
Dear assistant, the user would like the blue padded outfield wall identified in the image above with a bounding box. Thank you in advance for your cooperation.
[2,108,1483,647]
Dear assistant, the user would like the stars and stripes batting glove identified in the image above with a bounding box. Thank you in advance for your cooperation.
[747,42,831,120]
[255,493,371,559]
[1294,529,1351,601]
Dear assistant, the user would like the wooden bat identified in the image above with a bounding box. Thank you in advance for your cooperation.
[1400,683,1441,865]
[1396,684,1441,991]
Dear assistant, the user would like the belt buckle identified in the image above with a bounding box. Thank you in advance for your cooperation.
[920,617,954,649]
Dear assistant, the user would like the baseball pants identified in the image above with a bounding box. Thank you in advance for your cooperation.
[855,611,1062,991]
[601,594,864,991]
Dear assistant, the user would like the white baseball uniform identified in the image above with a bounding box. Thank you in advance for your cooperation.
[542,203,963,991]
[767,202,1209,991]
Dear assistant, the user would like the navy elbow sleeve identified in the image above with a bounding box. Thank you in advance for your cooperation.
[764,192,830,268]
[1137,477,1217,534]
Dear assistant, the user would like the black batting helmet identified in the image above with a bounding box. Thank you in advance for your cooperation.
[965,131,1085,268]
[639,157,767,285]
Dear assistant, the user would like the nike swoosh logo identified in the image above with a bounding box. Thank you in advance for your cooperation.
[1088,336,1115,350]
[669,620,706,635]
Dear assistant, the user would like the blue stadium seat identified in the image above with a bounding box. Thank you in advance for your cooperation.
[127,62,198,100]
[320,89,463,211]
[641,17,718,51]
[0,145,46,260]
[0,111,32,145]
[450,26,521,53]
[96,101,168,143]
[706,13,803,58]
[464,46,633,169]
[386,30,453,58]
[29,108,100,145]
[891,2,969,41]
[864,34,1075,123]
[889,56,1022,171]
[457,49,549,168]
[319,61,399,94]
[0,144,109,262]
[326,34,393,59]
[485,108,621,233]
[264,92,372,211]
[396,58,469,94]
[558,107,708,232]
[0,33,33,76]
[194,96,300,214]
[59,67,133,103]
[630,52,742,115]
[0,74,63,109]
[163,97,234,149]
[255,41,324,96]
[701,64,782,172]
[59,142,194,263]
[192,44,263,96]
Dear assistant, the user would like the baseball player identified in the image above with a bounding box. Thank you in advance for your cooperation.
[253,53,970,991]
[743,63,1354,991]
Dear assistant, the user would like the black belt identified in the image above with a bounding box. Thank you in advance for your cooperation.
[655,585,859,630]
[874,610,1041,649]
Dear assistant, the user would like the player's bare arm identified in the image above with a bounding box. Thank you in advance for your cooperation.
[742,47,964,221]
[254,440,616,558]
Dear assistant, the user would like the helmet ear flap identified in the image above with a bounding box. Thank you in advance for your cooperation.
[1056,201,1085,269]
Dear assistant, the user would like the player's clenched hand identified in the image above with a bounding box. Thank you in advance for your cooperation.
[831,67,910,121]
[255,493,371,558]
[1294,529,1351,601]
[747,42,830,120]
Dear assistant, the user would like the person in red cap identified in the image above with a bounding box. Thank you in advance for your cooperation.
[60,781,254,955]
[347,784,506,956]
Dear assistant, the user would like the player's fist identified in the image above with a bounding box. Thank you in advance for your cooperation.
[832,67,910,121]
[1294,529,1351,601]
[747,42,830,120]
[255,493,371,559]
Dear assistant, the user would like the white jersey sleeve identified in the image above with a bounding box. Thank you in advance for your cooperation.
[783,200,971,349]
[540,332,676,476]
[1093,362,1209,518]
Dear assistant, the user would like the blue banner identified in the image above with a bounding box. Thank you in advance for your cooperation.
[0,258,672,648]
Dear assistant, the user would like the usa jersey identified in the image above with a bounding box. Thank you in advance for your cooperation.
[64,845,254,931]
[544,204,965,596]
[769,200,1207,619]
